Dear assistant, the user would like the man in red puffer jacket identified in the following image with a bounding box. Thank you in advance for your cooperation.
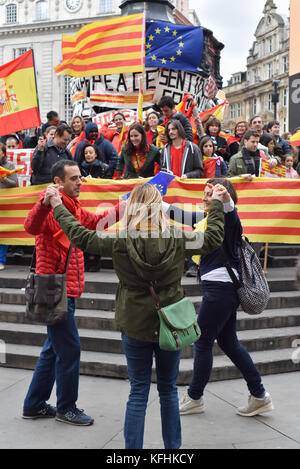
[22,160,123,426]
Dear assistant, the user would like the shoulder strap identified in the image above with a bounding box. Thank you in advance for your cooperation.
[219,247,242,289]
[148,282,160,310]
[30,244,73,274]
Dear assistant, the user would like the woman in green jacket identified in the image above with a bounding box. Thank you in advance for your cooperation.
[49,183,226,449]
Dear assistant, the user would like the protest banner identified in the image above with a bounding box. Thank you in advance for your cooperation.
[5,149,33,187]
[1,178,300,245]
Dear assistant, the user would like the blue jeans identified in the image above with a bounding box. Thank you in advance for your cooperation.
[23,298,81,414]
[122,334,181,449]
[188,281,265,400]
[0,245,8,265]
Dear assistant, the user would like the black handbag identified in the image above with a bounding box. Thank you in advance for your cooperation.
[25,245,73,325]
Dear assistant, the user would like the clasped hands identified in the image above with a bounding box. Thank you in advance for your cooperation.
[43,184,64,209]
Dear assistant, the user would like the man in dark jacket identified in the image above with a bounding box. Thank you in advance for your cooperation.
[160,119,203,178]
[158,96,194,143]
[74,122,118,178]
[31,124,72,185]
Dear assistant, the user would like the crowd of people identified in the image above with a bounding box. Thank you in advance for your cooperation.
[0,98,299,273]
[2,97,298,448]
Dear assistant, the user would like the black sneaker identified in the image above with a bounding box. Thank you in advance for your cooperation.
[55,407,94,426]
[185,265,198,278]
[23,404,56,419]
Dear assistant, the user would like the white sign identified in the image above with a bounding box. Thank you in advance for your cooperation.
[6,149,33,187]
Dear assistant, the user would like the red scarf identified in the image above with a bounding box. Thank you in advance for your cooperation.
[52,192,82,250]
[227,135,241,147]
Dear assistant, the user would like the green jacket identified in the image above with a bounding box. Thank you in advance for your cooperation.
[53,200,224,342]
[228,149,282,178]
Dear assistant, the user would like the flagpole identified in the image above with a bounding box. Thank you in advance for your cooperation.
[137,3,146,123]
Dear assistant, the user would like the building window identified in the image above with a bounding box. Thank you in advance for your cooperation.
[283,88,288,107]
[36,0,48,20]
[100,0,113,13]
[268,62,273,79]
[230,104,235,120]
[268,94,272,112]
[6,4,17,23]
[13,48,29,59]
[269,38,273,53]
[237,103,242,118]
[283,55,289,74]
[64,76,73,123]
[253,98,257,116]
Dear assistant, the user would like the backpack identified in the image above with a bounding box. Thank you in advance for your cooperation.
[222,237,270,315]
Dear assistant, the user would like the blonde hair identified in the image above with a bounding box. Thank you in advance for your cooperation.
[122,184,168,233]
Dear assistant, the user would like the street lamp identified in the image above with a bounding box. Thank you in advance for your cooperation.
[272,80,280,120]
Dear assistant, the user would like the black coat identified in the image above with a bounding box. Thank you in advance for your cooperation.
[31,139,72,185]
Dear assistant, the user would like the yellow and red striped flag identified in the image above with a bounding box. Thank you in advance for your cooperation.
[0,166,22,179]
[290,130,300,147]
[1,178,300,245]
[55,13,145,77]
[0,50,41,136]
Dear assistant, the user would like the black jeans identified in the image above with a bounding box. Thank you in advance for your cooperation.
[188,281,265,400]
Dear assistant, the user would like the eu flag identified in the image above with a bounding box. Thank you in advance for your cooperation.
[122,172,175,200]
[145,21,203,74]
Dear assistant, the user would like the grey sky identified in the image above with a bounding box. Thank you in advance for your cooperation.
[190,0,290,86]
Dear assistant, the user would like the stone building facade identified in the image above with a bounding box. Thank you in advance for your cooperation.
[223,0,290,133]
[0,0,198,123]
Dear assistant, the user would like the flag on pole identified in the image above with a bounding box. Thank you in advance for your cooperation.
[55,13,145,77]
[145,21,203,73]
[0,50,41,137]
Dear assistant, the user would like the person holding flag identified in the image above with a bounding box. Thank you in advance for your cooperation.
[0,142,18,270]
[100,112,129,154]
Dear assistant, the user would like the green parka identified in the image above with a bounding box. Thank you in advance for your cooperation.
[53,200,224,342]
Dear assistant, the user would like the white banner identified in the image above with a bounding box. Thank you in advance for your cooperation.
[70,69,217,114]
[6,149,33,187]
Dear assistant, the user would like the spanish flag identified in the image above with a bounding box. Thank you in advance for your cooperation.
[55,13,145,77]
[290,131,300,147]
[0,50,41,137]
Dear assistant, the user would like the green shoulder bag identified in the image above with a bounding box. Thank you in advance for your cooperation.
[149,283,201,352]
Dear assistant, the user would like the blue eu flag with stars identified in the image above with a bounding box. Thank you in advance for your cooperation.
[145,21,203,73]
[122,172,175,200]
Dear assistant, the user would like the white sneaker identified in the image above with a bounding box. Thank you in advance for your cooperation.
[179,392,204,415]
[237,392,274,417]
[0,264,5,271]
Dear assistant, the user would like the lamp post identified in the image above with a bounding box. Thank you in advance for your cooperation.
[272,80,280,120]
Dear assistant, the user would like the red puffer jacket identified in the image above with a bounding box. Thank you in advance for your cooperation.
[24,191,122,298]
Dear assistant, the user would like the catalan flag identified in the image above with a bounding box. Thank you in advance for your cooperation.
[290,130,300,147]
[0,50,41,136]
[55,13,145,77]
[1,178,300,245]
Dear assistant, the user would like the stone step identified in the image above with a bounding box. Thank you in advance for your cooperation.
[0,321,299,359]
[0,266,297,295]
[1,304,300,333]
[1,288,300,312]
[1,343,300,385]
[268,245,300,257]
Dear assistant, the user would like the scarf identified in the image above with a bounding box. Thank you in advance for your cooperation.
[52,192,82,250]
[227,134,241,147]
[242,147,261,177]
[192,216,208,266]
